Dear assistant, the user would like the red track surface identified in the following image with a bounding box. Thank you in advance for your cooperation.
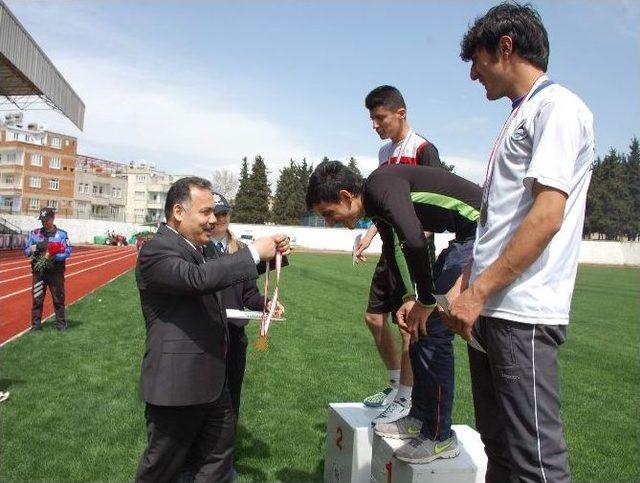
[0,245,137,343]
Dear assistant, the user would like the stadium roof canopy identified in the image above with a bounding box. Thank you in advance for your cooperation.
[0,0,85,130]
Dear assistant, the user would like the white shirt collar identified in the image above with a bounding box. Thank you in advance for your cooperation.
[165,224,201,254]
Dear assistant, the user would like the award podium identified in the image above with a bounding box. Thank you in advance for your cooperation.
[324,403,486,483]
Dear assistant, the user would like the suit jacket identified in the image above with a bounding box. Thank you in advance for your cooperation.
[204,240,266,328]
[136,224,258,406]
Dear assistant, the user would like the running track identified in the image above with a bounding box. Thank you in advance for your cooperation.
[0,245,137,344]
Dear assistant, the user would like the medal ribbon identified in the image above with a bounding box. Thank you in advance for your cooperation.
[259,251,282,337]
[391,129,414,164]
[480,76,553,223]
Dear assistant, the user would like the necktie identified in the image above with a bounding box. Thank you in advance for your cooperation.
[216,241,224,255]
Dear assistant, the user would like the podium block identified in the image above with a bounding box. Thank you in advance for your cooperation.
[370,425,487,483]
[324,402,382,483]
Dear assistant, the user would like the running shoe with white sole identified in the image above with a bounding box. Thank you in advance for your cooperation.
[373,415,422,439]
[363,385,397,408]
[394,431,460,464]
[372,397,411,425]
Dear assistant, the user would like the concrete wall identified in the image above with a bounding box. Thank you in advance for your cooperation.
[228,223,640,267]
[1,213,149,244]
[2,214,638,266]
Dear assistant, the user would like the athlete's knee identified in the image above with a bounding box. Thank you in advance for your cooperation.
[399,328,412,347]
[365,312,386,339]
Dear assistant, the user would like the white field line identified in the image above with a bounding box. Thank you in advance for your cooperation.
[0,247,122,271]
[1,268,134,347]
[0,251,136,301]
[0,249,134,284]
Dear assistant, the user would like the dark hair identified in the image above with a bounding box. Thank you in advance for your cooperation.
[460,2,549,71]
[164,176,213,221]
[306,160,364,210]
[365,85,406,111]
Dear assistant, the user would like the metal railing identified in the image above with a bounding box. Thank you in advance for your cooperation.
[0,215,24,234]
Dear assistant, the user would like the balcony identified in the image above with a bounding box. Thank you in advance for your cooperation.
[147,183,170,193]
[147,200,164,210]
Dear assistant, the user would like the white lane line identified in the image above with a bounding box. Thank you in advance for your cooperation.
[0,247,123,270]
[1,269,132,347]
[0,251,136,301]
[0,250,135,284]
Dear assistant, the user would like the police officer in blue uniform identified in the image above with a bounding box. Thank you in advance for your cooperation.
[25,208,72,331]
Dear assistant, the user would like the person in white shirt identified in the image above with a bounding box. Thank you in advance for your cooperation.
[446,4,594,482]
[355,85,443,426]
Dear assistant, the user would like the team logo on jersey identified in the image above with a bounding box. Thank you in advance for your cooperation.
[511,120,528,141]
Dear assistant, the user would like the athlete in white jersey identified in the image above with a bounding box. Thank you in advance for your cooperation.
[356,85,442,427]
[446,4,594,481]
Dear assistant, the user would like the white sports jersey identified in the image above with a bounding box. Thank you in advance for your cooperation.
[378,130,429,166]
[470,76,595,325]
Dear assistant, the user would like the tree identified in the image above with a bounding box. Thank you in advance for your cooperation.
[272,161,304,225]
[271,158,316,226]
[232,157,252,222]
[441,160,455,172]
[246,155,271,224]
[211,169,239,201]
[625,137,640,240]
[585,148,631,240]
[347,157,362,177]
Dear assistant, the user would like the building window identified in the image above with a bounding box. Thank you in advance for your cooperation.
[6,152,16,164]
[31,154,43,166]
[4,176,14,184]
[112,187,122,198]
[136,175,147,183]
[110,206,119,215]
[77,203,85,214]
[3,198,13,207]
[51,137,61,148]
[49,157,61,169]
[30,176,41,188]
[92,185,104,196]
[135,191,145,200]
[78,182,89,194]
[12,132,19,140]
[49,178,60,190]
[46,200,58,209]
[29,198,39,210]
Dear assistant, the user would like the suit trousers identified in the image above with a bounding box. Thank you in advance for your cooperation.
[227,324,248,421]
[136,390,236,483]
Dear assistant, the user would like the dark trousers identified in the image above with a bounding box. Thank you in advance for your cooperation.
[227,324,248,420]
[136,391,236,483]
[31,270,66,329]
[469,317,571,483]
[409,239,473,441]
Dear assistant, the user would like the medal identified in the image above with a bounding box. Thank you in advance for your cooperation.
[256,251,283,352]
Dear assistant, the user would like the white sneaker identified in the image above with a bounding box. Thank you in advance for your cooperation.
[372,397,411,425]
[363,385,398,408]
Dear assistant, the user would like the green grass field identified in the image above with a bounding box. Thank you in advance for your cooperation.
[1,253,638,482]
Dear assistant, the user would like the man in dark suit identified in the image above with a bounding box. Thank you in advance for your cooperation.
[135,176,290,482]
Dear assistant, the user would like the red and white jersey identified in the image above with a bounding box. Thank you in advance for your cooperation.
[378,130,436,167]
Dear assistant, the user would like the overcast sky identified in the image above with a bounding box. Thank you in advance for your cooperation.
[5,0,639,184]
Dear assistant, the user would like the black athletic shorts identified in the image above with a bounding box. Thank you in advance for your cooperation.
[366,253,405,316]
[366,236,437,317]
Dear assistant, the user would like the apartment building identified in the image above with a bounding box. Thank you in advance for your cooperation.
[125,161,183,224]
[75,155,128,221]
[0,114,77,217]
